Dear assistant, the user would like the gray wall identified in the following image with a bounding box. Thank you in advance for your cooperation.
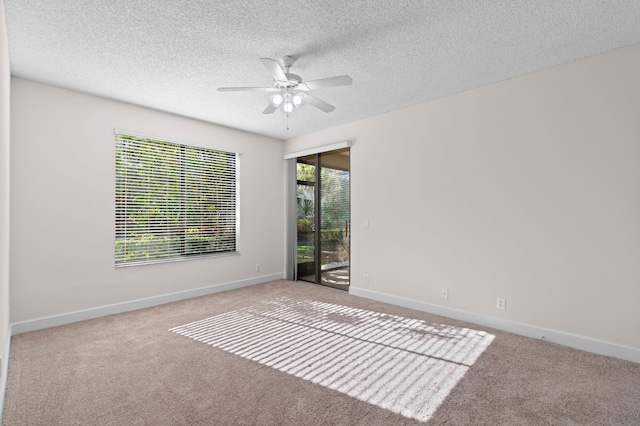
[285,43,640,351]
[1,0,12,384]
[10,78,285,322]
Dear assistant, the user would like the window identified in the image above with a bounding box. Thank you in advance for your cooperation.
[115,133,239,266]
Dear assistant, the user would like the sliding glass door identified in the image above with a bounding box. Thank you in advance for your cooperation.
[296,148,350,289]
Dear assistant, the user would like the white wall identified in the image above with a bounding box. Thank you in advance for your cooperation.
[1,0,11,390]
[10,78,285,323]
[285,43,640,351]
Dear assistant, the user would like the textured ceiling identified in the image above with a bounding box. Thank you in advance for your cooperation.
[4,1,640,140]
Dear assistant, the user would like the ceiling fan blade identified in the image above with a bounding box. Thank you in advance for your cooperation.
[299,75,353,91]
[263,103,277,114]
[217,87,276,92]
[305,94,336,113]
[260,58,288,82]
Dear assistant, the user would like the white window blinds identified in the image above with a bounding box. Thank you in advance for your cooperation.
[115,133,239,266]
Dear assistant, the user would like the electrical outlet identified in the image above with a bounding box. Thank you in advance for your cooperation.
[363,274,369,283]
[255,264,261,272]
[496,297,506,310]
[440,288,448,299]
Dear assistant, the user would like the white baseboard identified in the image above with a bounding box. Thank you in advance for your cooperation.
[11,273,284,336]
[349,286,640,364]
[0,324,11,424]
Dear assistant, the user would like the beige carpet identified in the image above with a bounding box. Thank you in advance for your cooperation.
[3,280,640,425]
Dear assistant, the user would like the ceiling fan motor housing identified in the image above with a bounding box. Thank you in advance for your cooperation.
[276,73,302,90]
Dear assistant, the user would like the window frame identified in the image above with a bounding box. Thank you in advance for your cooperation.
[114,130,240,267]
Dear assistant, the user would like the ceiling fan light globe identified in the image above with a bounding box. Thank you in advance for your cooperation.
[270,93,284,107]
[292,93,304,108]
[282,101,294,114]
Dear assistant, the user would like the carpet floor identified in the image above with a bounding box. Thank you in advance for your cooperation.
[2,280,639,425]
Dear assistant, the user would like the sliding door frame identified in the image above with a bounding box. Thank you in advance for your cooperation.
[285,141,351,288]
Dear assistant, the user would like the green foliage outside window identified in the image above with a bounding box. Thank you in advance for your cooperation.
[115,134,237,266]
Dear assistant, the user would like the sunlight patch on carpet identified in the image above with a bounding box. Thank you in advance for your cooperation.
[169,297,494,422]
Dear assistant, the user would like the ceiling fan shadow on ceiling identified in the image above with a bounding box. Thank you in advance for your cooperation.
[217,56,353,129]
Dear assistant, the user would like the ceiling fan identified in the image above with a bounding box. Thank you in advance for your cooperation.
[217,56,353,116]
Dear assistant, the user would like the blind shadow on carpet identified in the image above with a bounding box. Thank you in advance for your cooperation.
[170,297,495,422]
